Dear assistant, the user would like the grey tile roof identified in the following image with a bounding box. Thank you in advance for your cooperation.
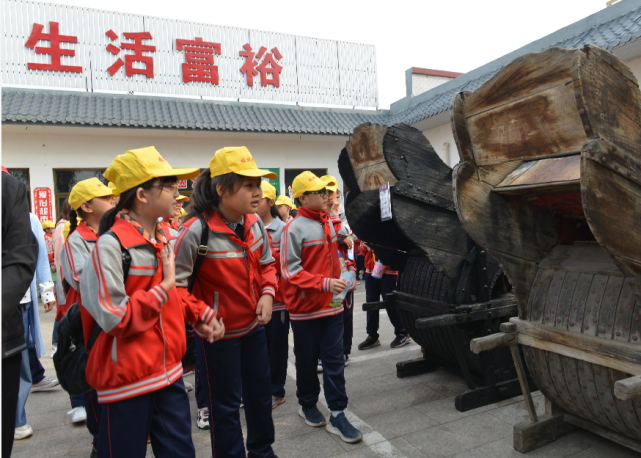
[388,0,641,126]
[1,88,383,135]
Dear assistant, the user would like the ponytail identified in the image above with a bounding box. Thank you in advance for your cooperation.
[185,169,245,223]
[68,207,85,237]
[270,203,279,220]
[98,176,176,236]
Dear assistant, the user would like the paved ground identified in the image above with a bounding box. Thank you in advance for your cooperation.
[12,285,640,458]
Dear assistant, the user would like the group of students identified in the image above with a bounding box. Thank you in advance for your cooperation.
[43,145,370,458]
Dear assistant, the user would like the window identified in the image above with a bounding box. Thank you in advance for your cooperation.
[7,169,31,211]
[54,169,108,219]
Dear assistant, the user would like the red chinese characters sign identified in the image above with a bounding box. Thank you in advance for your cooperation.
[23,22,283,87]
[33,188,53,223]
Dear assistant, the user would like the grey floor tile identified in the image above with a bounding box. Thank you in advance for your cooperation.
[364,406,438,440]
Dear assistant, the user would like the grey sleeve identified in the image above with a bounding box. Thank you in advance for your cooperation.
[174,223,202,288]
[79,235,129,333]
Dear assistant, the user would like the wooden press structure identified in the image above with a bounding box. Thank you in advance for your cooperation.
[452,45,641,452]
[338,122,532,412]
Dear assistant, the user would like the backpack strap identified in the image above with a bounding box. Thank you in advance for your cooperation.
[87,231,131,352]
[187,213,209,293]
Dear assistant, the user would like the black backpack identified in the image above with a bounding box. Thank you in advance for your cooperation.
[53,216,209,395]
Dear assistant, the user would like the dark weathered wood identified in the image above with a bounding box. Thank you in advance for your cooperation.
[614,375,641,400]
[573,45,641,158]
[469,332,517,354]
[344,123,396,191]
[510,345,538,422]
[513,413,575,453]
[464,47,585,166]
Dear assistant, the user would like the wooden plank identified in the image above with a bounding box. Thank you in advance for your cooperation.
[568,273,595,334]
[512,317,641,366]
[542,271,566,328]
[510,345,539,422]
[528,269,554,323]
[614,279,637,343]
[538,245,624,277]
[596,277,624,340]
[469,332,517,354]
[581,146,641,280]
[592,365,635,437]
[573,45,641,158]
[517,333,641,376]
[492,180,580,196]
[610,369,641,438]
[549,352,583,418]
[581,274,609,337]
[576,359,617,431]
[344,123,397,191]
[513,413,575,453]
[496,156,581,188]
[556,271,580,329]
[467,83,585,166]
[450,91,475,164]
[565,414,641,453]
[614,375,641,400]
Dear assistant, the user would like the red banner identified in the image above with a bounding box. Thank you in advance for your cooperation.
[33,187,53,222]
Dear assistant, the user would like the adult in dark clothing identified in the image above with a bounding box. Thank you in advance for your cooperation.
[2,171,39,457]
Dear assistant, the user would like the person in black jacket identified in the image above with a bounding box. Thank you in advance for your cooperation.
[2,170,39,457]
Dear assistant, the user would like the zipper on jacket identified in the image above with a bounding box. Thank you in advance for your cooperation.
[244,248,258,306]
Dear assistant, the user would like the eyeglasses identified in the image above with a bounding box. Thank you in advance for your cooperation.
[152,183,179,193]
[304,189,329,196]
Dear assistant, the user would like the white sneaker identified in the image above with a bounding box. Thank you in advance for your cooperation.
[184,381,193,392]
[14,424,33,440]
[67,407,87,423]
[51,345,57,358]
[31,376,59,392]
[317,360,323,373]
[197,407,210,430]
[344,355,349,367]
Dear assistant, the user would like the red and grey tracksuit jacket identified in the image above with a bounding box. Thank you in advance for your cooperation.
[79,217,216,403]
[359,243,398,276]
[174,211,278,340]
[60,222,97,318]
[265,217,287,312]
[280,206,343,320]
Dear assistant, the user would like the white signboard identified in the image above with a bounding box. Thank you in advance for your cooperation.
[1,0,379,107]
[379,182,392,221]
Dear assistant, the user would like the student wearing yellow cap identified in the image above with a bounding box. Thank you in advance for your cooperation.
[79,146,223,458]
[280,171,362,443]
[175,146,278,457]
[41,220,56,267]
[58,177,115,450]
[275,194,296,222]
[257,180,290,410]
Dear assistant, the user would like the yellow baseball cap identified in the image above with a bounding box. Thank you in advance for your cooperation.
[321,175,339,192]
[261,180,276,200]
[41,220,55,230]
[69,178,114,211]
[275,195,297,210]
[180,208,188,217]
[292,171,336,199]
[104,146,200,196]
[176,195,189,202]
[210,147,277,179]
[108,182,116,190]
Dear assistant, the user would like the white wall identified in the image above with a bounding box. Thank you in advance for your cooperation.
[411,74,454,96]
[421,122,458,168]
[2,124,348,215]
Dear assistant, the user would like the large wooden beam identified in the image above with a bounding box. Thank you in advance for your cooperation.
[510,317,641,367]
[614,375,641,401]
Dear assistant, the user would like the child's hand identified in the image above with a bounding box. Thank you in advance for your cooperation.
[330,199,340,214]
[159,244,176,292]
[342,237,354,249]
[43,301,56,312]
[256,294,273,325]
[329,279,347,294]
[196,317,225,343]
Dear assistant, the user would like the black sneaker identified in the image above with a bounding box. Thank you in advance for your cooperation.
[299,405,327,427]
[390,335,411,348]
[358,335,380,350]
[326,412,363,443]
